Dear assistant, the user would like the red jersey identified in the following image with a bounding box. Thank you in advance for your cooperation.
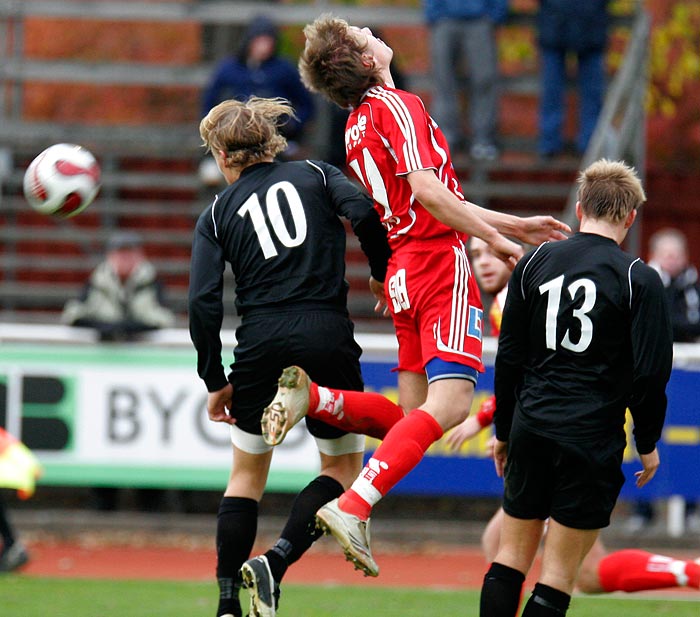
[345,85,466,251]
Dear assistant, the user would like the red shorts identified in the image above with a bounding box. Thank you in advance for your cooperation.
[385,237,484,374]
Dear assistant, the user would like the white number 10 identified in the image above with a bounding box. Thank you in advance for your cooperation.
[539,275,596,352]
[238,181,308,259]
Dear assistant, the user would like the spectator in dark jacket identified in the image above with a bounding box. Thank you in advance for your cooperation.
[201,14,314,154]
[536,0,610,158]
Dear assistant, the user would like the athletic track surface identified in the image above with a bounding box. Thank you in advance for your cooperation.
[21,541,521,589]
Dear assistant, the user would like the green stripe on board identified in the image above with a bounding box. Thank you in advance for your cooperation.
[0,343,199,367]
[38,463,313,493]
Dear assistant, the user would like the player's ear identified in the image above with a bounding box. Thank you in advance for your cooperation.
[575,201,583,222]
[624,208,637,229]
[360,52,374,68]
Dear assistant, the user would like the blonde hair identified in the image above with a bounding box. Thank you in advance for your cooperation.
[199,97,293,168]
[577,159,646,223]
[299,14,383,108]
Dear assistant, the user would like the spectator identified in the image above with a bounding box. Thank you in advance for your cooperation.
[626,227,700,533]
[61,231,176,342]
[423,0,509,161]
[536,1,610,158]
[649,228,700,343]
[199,13,315,184]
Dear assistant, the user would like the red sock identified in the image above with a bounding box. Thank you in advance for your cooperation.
[308,383,404,439]
[339,409,443,519]
[598,549,700,592]
[338,489,372,519]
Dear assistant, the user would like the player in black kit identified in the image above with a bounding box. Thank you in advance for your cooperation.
[189,97,399,617]
[479,159,674,617]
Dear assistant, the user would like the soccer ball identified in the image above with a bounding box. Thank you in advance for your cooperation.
[23,143,101,218]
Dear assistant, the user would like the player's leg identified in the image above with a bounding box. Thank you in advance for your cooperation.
[480,423,558,617]
[480,513,543,617]
[316,373,473,576]
[216,438,272,617]
[522,431,625,614]
[261,309,405,446]
[481,507,505,564]
[428,19,463,151]
[261,369,405,446]
[575,49,604,153]
[464,16,499,157]
[242,440,364,617]
[331,373,473,518]
[538,46,566,157]
[519,520,599,617]
[576,537,608,593]
[592,548,700,593]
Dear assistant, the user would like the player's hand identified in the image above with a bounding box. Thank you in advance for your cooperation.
[369,276,390,317]
[493,438,508,478]
[635,448,660,488]
[445,415,483,451]
[490,235,523,270]
[517,215,571,245]
[207,383,236,425]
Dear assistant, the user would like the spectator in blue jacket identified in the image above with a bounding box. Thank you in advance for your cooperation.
[536,0,610,158]
[199,14,315,184]
[423,0,509,161]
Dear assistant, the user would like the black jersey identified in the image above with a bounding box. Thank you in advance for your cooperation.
[189,159,390,391]
[494,232,673,454]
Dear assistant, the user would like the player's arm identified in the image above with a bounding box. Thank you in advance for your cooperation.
[493,258,529,445]
[323,162,391,284]
[406,169,521,267]
[628,263,673,460]
[188,208,229,394]
[467,202,571,245]
[445,395,496,450]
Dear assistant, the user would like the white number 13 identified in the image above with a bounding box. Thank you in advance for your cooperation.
[539,275,596,352]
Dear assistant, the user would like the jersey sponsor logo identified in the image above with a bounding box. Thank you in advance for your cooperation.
[388,268,410,313]
[345,113,368,151]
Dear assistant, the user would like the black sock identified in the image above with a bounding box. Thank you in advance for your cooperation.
[216,496,258,617]
[264,475,344,582]
[479,562,526,617]
[521,583,571,617]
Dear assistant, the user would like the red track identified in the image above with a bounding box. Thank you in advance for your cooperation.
[21,540,523,589]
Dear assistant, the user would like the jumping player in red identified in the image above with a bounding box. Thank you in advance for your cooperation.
[257,15,570,578]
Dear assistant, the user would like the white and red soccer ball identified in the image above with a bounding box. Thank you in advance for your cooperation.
[23,143,101,218]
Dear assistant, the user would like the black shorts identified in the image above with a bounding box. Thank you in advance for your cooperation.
[228,306,363,439]
[502,417,626,530]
